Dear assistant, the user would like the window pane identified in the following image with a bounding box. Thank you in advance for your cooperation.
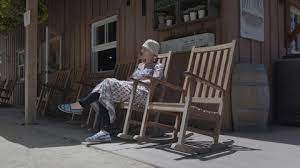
[96,25,105,45]
[107,21,117,42]
[97,48,116,71]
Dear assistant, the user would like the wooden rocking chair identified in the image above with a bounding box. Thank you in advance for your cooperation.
[117,51,172,140]
[0,79,17,105]
[0,78,7,89]
[65,67,89,121]
[36,69,72,116]
[86,52,172,133]
[120,41,236,147]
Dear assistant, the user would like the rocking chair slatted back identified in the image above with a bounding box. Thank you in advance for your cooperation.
[181,41,236,106]
[0,78,7,88]
[67,67,88,102]
[0,79,16,104]
[114,63,136,81]
[156,51,172,79]
[55,69,72,90]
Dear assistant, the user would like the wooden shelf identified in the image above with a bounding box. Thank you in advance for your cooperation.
[155,3,176,11]
[155,17,218,32]
[153,0,220,31]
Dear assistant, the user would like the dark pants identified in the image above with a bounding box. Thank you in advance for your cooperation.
[79,92,110,131]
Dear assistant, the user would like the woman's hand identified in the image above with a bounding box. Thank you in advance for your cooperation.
[141,79,151,84]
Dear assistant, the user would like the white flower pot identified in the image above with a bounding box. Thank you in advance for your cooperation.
[183,14,190,22]
[158,16,165,24]
[166,19,173,26]
[198,10,206,19]
[190,12,197,21]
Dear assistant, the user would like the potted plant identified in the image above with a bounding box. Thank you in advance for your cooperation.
[157,12,166,25]
[189,8,197,21]
[183,9,190,22]
[196,5,206,19]
[165,15,175,26]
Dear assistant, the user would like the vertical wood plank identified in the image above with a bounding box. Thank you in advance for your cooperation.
[270,0,279,63]
[239,38,251,63]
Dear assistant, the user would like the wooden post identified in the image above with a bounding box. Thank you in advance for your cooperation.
[24,0,38,125]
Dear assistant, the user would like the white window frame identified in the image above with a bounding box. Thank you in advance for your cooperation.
[91,15,118,73]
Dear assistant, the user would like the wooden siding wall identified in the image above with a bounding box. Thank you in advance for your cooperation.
[0,24,45,106]
[46,0,286,80]
[222,0,286,69]
[47,0,157,72]
[0,27,25,105]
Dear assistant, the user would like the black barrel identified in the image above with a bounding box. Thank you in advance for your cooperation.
[275,59,300,126]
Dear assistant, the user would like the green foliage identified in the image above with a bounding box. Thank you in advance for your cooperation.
[0,0,48,34]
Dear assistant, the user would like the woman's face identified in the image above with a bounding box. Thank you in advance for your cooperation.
[141,47,154,63]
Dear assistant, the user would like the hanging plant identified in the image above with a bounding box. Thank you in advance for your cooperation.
[0,0,48,34]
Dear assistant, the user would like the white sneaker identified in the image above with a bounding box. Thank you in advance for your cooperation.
[85,130,112,142]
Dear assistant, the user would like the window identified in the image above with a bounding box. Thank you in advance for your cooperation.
[91,15,118,72]
[17,50,25,81]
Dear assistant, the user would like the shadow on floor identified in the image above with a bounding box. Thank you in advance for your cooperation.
[135,140,260,161]
[0,107,81,148]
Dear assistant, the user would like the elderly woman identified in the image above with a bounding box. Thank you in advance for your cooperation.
[59,39,164,142]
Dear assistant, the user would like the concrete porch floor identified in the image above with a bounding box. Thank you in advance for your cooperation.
[0,107,299,168]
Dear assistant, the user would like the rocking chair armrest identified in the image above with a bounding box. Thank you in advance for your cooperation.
[0,96,10,99]
[0,88,9,92]
[144,76,186,93]
[130,78,151,87]
[184,72,225,93]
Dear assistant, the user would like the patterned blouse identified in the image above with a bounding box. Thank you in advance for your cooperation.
[131,62,165,80]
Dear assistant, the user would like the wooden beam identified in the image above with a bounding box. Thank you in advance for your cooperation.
[25,0,38,125]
